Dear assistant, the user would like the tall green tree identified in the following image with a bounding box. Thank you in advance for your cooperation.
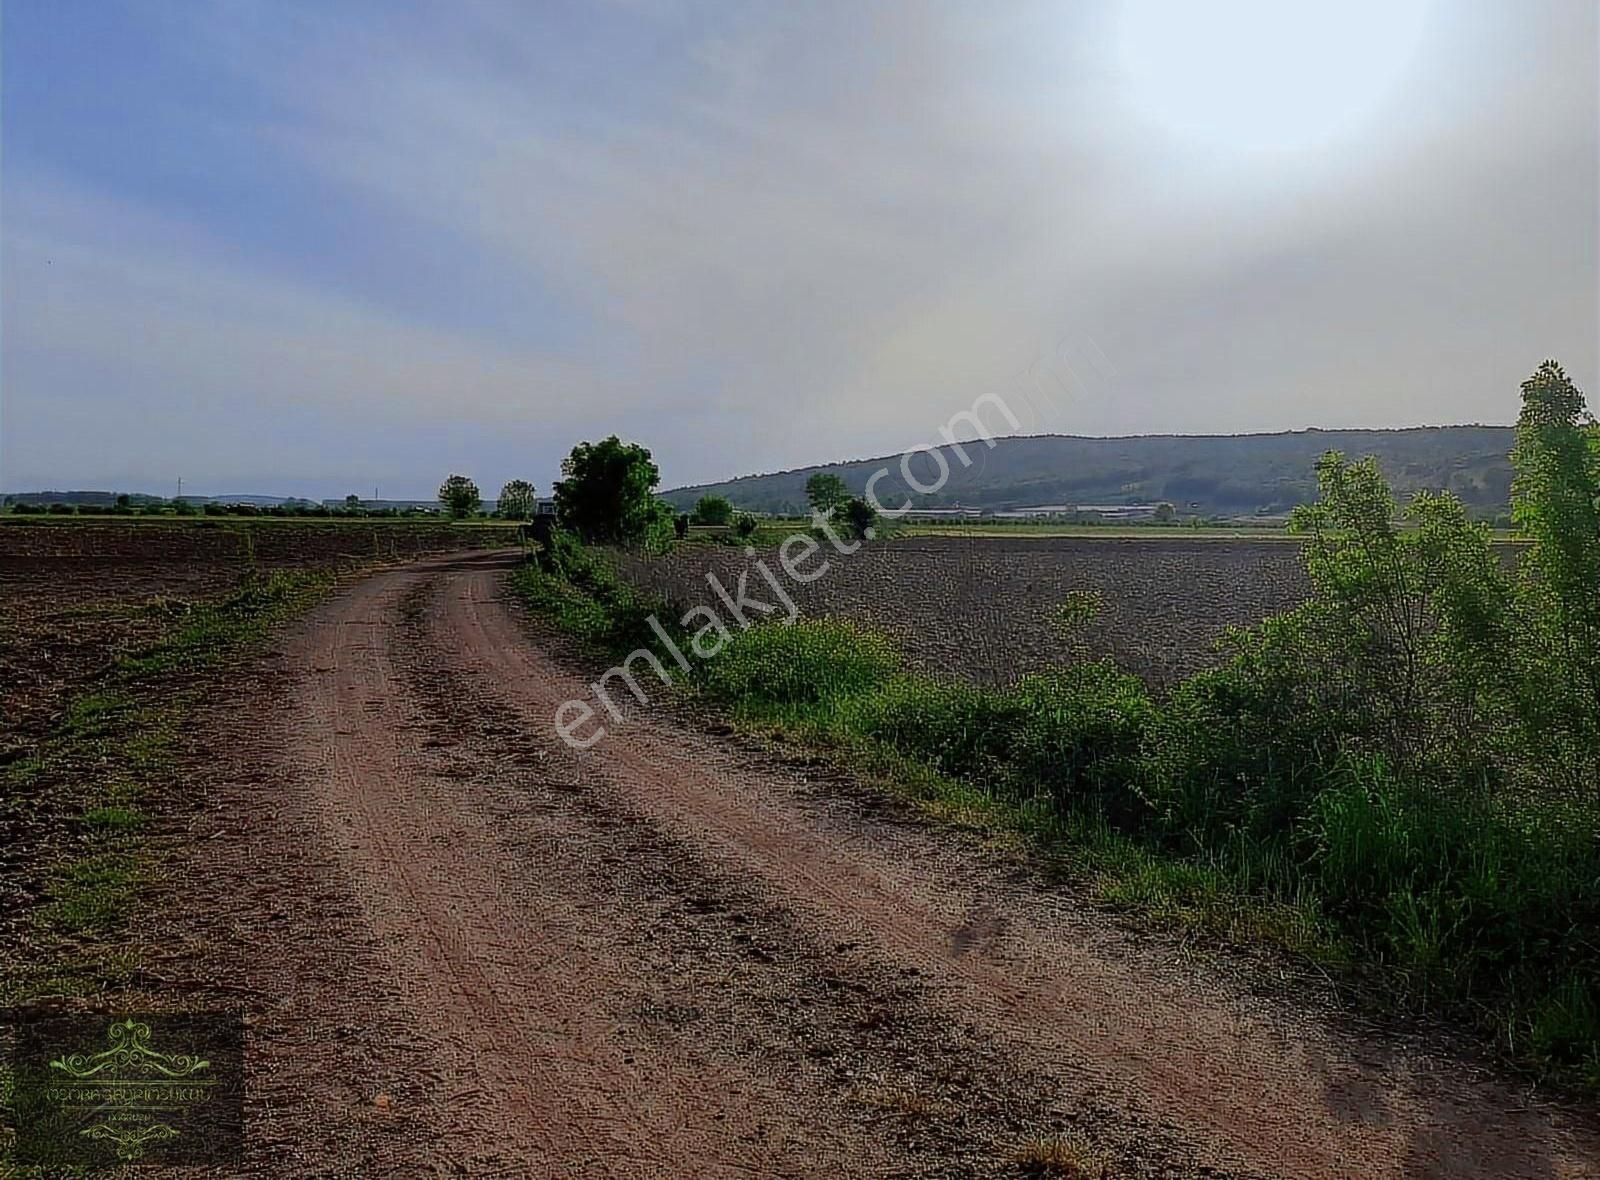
[1511,360,1600,769]
[553,436,670,546]
[438,474,481,518]
[805,472,849,514]
[497,479,537,520]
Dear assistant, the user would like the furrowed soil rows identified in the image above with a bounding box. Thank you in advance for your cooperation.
[0,520,517,753]
[616,536,1311,685]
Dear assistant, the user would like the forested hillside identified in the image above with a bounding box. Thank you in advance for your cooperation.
[663,426,1516,517]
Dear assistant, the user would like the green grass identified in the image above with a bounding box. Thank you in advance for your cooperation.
[37,851,145,935]
[81,805,146,831]
[693,620,1342,962]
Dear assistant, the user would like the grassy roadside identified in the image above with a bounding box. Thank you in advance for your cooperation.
[509,548,1341,961]
[718,690,1342,963]
[509,541,1600,1091]
[0,570,332,1007]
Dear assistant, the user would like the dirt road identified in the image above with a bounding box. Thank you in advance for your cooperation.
[152,552,1600,1178]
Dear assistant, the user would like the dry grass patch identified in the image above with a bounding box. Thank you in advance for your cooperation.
[1012,1134,1112,1178]
[848,1078,951,1120]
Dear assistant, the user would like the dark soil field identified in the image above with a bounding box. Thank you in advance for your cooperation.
[0,520,517,758]
[616,535,1313,686]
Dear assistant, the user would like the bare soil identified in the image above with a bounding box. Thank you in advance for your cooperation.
[0,520,517,757]
[616,536,1311,686]
[140,551,1600,1178]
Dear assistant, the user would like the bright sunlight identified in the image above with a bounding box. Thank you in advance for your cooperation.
[1115,0,1434,154]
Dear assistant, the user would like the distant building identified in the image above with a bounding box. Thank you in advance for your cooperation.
[990,504,1075,519]
[989,503,1160,521]
[321,498,443,513]
[1076,504,1159,520]
[895,507,985,521]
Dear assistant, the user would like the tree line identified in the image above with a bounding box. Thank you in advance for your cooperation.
[438,438,880,542]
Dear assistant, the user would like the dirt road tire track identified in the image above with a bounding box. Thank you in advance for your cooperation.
[152,552,1600,1178]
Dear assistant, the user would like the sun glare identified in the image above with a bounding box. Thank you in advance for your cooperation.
[1114,0,1433,155]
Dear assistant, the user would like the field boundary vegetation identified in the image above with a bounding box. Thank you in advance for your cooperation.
[513,361,1600,1088]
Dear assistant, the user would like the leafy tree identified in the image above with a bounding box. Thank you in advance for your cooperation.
[344,493,363,513]
[553,436,669,546]
[1510,360,1600,772]
[841,496,878,539]
[497,479,538,521]
[1153,501,1175,523]
[438,474,482,519]
[693,495,735,526]
[732,513,759,540]
[805,472,849,514]
[1276,452,1512,773]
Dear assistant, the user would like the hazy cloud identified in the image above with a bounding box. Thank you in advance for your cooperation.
[3,0,1594,496]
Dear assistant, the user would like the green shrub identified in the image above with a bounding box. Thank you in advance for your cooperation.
[522,530,670,654]
[701,620,898,710]
[841,497,878,539]
[854,675,1025,783]
[1008,661,1153,815]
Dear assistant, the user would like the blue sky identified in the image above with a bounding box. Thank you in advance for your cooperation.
[3,0,1596,498]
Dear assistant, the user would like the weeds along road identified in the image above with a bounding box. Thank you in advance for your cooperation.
[156,551,1600,1179]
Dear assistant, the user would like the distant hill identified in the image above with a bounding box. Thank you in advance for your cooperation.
[3,489,171,507]
[0,490,307,507]
[662,426,1518,519]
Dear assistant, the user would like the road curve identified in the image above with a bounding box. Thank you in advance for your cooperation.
[156,551,1600,1178]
